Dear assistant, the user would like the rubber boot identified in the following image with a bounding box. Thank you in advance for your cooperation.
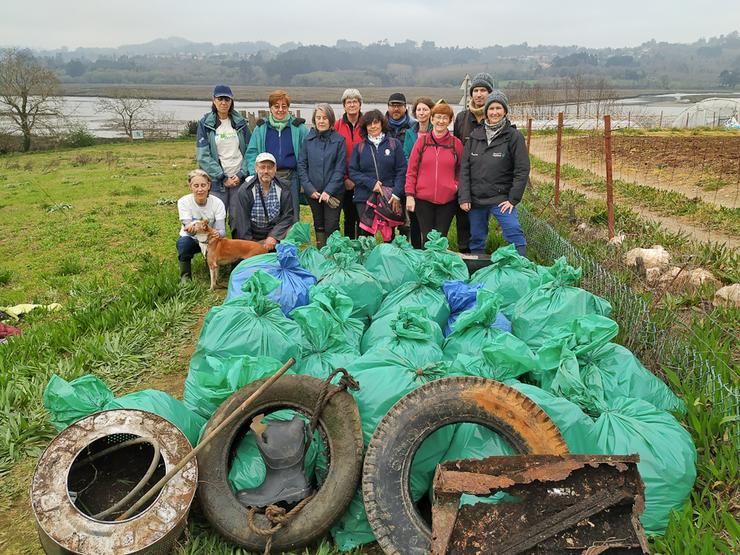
[315,230,327,249]
[179,259,191,284]
[515,244,527,258]
[236,417,312,508]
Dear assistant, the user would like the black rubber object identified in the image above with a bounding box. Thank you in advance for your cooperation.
[459,253,492,274]
[197,374,364,552]
[362,376,569,555]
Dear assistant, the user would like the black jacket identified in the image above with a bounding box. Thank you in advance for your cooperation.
[458,121,530,207]
[453,109,482,144]
[233,176,295,241]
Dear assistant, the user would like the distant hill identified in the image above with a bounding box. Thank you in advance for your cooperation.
[29,32,740,90]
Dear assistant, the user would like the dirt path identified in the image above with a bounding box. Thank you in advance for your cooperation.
[529,137,740,210]
[530,169,740,249]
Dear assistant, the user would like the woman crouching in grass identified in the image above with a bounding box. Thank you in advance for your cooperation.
[176,169,226,283]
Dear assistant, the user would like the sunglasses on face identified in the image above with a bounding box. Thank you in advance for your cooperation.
[216,96,232,102]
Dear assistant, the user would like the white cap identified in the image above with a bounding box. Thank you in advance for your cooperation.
[255,152,276,165]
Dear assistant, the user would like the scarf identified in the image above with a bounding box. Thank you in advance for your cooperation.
[268,113,290,132]
[484,118,508,145]
[368,133,384,148]
[468,99,485,123]
[387,112,410,130]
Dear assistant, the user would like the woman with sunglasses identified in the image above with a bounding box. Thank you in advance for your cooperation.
[195,84,251,237]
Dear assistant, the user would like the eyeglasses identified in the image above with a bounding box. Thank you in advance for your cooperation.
[432,115,450,121]
[215,96,232,102]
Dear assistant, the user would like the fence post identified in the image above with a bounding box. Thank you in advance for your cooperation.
[686,113,690,128]
[627,111,631,128]
[526,117,532,150]
[604,115,615,241]
[659,111,663,128]
[555,111,564,208]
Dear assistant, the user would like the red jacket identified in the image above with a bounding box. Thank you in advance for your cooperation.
[334,113,363,177]
[405,131,463,205]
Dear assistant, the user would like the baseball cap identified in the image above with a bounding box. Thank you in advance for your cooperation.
[387,92,406,105]
[212,84,234,98]
[255,152,276,164]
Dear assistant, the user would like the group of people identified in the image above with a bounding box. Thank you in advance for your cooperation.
[177,73,530,282]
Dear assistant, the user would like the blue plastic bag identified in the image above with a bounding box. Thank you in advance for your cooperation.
[227,243,317,315]
[443,281,511,336]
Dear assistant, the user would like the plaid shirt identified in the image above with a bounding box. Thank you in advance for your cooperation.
[251,181,281,227]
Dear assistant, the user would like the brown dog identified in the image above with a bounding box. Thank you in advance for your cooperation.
[198,223,268,290]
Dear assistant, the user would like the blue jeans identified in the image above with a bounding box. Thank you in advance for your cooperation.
[176,235,202,262]
[468,205,526,254]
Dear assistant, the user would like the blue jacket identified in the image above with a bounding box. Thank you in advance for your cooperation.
[246,116,309,175]
[195,110,251,193]
[403,121,432,160]
[349,135,407,203]
[297,129,347,197]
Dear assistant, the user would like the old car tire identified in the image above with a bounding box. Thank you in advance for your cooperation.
[197,374,364,552]
[362,376,569,555]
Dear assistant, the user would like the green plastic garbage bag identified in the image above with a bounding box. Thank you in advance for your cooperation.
[373,262,450,329]
[510,257,612,350]
[43,374,115,431]
[320,232,358,261]
[445,331,537,382]
[351,236,378,264]
[360,306,444,361]
[281,221,333,279]
[533,315,685,415]
[363,235,421,294]
[442,289,512,361]
[43,374,206,447]
[587,397,696,535]
[194,271,302,363]
[469,244,540,315]
[228,410,321,492]
[308,285,365,350]
[422,230,469,282]
[330,490,376,551]
[331,352,454,550]
[108,390,206,446]
[183,354,285,419]
[317,253,383,320]
[291,302,360,380]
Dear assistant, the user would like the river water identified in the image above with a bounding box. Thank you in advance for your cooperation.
[59,91,740,137]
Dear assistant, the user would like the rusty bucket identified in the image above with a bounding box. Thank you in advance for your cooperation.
[30,409,197,555]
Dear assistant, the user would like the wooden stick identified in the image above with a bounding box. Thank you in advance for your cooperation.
[117,357,296,520]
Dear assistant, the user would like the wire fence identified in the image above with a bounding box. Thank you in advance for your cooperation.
[520,207,740,446]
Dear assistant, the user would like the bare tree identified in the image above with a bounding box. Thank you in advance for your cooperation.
[97,91,153,140]
[0,49,64,151]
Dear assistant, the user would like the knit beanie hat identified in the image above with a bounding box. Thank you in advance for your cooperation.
[469,72,494,94]
[484,90,510,115]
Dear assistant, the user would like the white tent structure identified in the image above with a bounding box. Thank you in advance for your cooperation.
[671,97,740,128]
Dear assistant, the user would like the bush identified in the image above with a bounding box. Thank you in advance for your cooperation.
[64,124,96,148]
[182,120,198,137]
[0,268,11,286]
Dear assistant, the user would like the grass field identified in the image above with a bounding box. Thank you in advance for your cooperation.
[0,139,737,554]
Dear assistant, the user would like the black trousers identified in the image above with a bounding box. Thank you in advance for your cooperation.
[414,199,458,244]
[342,188,358,239]
[307,197,341,236]
[455,205,471,252]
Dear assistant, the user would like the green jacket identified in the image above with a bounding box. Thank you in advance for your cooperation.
[403,121,433,160]
[245,116,309,174]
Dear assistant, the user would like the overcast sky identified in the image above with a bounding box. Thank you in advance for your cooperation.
[2,0,739,50]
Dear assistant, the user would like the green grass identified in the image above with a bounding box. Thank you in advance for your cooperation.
[530,156,740,237]
[521,181,739,554]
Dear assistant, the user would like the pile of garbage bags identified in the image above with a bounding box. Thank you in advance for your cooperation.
[43,223,696,549]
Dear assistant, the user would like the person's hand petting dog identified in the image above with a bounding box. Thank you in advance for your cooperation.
[262,237,278,251]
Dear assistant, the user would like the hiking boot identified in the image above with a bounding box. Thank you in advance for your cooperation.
[315,230,327,249]
[236,417,312,508]
[516,244,527,258]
